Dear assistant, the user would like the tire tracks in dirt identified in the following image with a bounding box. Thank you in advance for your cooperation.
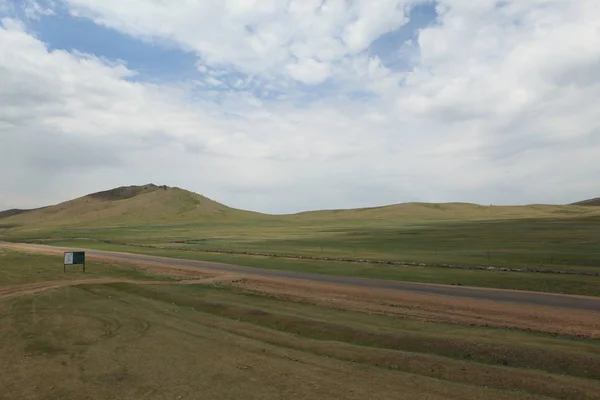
[0,275,244,302]
[2,242,600,338]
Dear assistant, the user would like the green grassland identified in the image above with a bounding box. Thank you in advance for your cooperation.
[31,213,600,270]
[2,184,600,295]
[0,248,170,286]
[1,250,600,400]
[28,239,600,297]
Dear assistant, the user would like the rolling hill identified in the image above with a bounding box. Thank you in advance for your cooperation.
[0,184,265,232]
[2,185,600,271]
[2,185,600,232]
[0,209,34,219]
[572,197,600,206]
[289,200,600,222]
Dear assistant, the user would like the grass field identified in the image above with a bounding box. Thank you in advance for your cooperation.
[6,213,600,270]
[2,185,600,296]
[8,213,600,270]
[2,250,600,400]
[28,239,600,297]
[0,248,171,286]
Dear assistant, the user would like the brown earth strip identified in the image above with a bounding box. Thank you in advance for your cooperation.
[231,277,600,339]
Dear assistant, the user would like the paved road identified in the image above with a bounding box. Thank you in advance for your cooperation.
[3,242,600,312]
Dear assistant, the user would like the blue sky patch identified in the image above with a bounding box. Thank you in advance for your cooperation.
[369,2,438,70]
[5,2,199,84]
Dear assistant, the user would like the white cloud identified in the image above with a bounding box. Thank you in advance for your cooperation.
[342,0,408,52]
[1,0,600,213]
[0,18,397,211]
[285,58,331,85]
[23,0,56,19]
[62,0,414,85]
[204,76,223,87]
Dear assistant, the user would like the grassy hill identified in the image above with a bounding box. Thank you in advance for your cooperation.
[3,184,599,229]
[0,184,265,235]
[0,209,28,219]
[2,185,600,273]
[290,201,598,223]
[572,197,600,206]
[0,208,46,219]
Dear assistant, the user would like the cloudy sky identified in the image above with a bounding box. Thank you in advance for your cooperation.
[1,0,599,213]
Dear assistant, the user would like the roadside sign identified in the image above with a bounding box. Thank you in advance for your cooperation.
[64,251,85,272]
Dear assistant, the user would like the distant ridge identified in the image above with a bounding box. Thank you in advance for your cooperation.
[0,209,30,219]
[0,207,47,219]
[2,184,600,234]
[571,197,600,206]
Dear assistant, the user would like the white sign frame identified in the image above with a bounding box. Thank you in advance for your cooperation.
[64,252,74,265]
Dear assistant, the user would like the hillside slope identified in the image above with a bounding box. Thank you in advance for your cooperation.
[0,209,34,219]
[572,197,600,206]
[3,185,600,239]
[290,201,600,222]
[1,184,264,231]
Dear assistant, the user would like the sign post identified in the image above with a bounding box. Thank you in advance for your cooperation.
[64,251,86,273]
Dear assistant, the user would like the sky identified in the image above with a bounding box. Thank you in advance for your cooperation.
[1,0,599,214]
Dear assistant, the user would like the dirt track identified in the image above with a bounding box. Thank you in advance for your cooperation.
[3,241,600,312]
[2,242,600,338]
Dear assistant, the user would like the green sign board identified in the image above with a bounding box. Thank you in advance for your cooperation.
[64,251,86,272]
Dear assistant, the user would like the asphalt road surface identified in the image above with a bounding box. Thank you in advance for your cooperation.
[3,242,600,312]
